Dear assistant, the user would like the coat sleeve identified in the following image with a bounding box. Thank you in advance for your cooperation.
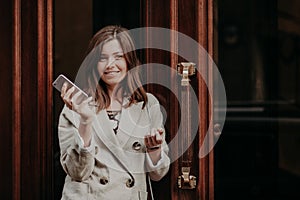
[58,107,96,181]
[145,94,170,181]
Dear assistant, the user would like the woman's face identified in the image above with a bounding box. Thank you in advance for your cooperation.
[97,39,127,89]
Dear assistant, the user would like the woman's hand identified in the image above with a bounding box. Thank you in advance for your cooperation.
[144,128,164,165]
[61,83,95,123]
[61,83,95,147]
[144,128,164,151]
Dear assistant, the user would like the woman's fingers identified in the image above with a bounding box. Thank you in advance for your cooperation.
[144,136,150,147]
[71,91,83,105]
[61,85,75,109]
[144,128,163,148]
[60,84,95,121]
[153,128,163,143]
[60,82,68,97]
[157,128,164,135]
[155,133,163,143]
[82,96,93,104]
[144,135,155,147]
[63,86,75,100]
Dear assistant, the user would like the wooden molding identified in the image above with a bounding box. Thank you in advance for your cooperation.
[12,0,53,199]
[12,0,21,199]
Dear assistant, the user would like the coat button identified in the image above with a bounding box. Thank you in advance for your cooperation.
[132,141,141,151]
[100,177,108,185]
[126,179,134,188]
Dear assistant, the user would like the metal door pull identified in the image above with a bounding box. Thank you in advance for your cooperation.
[177,167,197,189]
[177,62,196,86]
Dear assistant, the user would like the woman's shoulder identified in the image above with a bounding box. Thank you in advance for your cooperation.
[146,92,160,105]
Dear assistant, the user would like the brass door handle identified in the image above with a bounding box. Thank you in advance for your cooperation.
[177,62,196,86]
[177,167,197,189]
[177,62,197,190]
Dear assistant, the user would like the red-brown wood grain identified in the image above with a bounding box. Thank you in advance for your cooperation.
[143,0,214,199]
[10,0,53,199]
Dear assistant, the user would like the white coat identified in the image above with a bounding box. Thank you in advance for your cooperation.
[58,93,170,200]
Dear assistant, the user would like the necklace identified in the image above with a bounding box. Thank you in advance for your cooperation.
[107,110,121,134]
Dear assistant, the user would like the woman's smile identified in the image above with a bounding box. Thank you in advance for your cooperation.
[104,70,120,75]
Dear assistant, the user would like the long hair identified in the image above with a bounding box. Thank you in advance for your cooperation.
[83,25,147,112]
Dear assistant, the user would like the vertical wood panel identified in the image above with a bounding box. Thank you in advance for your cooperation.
[208,0,214,199]
[144,1,173,199]
[46,0,54,198]
[37,0,53,199]
[11,0,53,199]
[177,0,199,200]
[143,0,214,199]
[170,0,179,199]
[197,0,215,200]
[143,1,173,200]
[0,0,54,199]
[20,0,39,198]
[0,1,13,200]
[12,0,21,199]
[197,0,209,200]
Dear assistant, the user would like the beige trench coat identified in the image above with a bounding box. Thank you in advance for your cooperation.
[58,93,170,200]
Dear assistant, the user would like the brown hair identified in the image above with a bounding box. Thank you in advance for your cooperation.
[82,25,147,112]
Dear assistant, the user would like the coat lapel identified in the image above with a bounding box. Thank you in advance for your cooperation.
[117,100,145,147]
[94,110,121,147]
[91,110,133,173]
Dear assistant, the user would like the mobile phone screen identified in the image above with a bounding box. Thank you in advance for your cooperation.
[52,74,89,101]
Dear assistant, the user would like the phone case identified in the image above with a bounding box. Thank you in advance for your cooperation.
[52,74,88,98]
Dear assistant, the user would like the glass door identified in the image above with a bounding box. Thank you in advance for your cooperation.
[215,0,300,199]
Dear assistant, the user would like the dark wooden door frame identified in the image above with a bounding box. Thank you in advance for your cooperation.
[12,0,53,199]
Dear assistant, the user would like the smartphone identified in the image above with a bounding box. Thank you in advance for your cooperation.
[52,74,89,99]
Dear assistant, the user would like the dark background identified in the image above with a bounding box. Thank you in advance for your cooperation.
[40,0,300,199]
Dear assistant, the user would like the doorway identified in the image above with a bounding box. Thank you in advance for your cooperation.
[215,0,300,199]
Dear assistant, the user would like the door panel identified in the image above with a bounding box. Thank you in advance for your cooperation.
[5,0,54,200]
[143,0,214,199]
[0,1,13,200]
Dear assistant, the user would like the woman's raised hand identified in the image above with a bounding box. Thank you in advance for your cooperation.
[61,83,95,123]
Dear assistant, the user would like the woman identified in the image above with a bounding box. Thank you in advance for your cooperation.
[58,25,170,200]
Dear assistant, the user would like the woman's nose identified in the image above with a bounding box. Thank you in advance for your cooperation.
[106,57,116,68]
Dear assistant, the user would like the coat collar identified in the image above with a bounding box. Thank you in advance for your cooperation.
[62,98,145,137]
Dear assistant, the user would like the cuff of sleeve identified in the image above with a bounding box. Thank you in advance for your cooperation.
[145,147,167,168]
[74,132,94,152]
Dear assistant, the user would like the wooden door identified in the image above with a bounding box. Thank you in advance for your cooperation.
[142,0,216,199]
[2,0,215,199]
[1,0,54,199]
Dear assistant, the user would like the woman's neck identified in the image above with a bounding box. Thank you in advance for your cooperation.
[108,99,122,111]
[107,86,123,111]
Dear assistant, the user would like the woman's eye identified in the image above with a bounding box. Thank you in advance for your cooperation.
[115,54,124,60]
[99,56,107,62]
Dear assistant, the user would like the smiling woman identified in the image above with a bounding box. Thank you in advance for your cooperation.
[57,25,170,200]
[53,1,144,199]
